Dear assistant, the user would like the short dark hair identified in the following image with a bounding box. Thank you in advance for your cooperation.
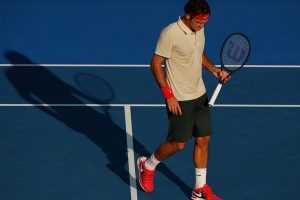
[184,0,211,16]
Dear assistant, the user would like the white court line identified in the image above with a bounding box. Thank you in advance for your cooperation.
[212,104,300,108]
[0,104,299,107]
[0,104,165,107]
[124,106,137,200]
[0,64,150,67]
[0,64,300,68]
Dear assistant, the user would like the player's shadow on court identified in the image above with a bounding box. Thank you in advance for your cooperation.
[4,51,192,197]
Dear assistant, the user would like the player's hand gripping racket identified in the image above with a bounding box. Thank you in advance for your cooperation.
[209,32,251,106]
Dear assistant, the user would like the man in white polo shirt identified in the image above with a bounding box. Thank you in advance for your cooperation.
[137,0,229,199]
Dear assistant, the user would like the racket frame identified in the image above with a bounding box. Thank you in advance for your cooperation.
[209,32,251,106]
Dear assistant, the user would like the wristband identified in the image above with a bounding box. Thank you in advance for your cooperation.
[161,85,174,99]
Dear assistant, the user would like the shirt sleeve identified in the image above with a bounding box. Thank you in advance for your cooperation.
[155,28,173,59]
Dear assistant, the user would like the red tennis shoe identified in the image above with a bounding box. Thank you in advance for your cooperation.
[137,156,155,192]
[191,184,222,200]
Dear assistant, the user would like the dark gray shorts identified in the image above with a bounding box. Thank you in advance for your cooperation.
[166,93,213,142]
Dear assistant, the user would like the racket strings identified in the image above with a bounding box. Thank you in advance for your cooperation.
[221,33,250,72]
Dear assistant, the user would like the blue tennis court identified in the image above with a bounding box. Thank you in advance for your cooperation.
[0,0,299,200]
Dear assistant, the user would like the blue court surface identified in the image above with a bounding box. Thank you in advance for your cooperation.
[0,0,300,200]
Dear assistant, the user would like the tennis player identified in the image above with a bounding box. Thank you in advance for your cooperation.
[137,0,229,199]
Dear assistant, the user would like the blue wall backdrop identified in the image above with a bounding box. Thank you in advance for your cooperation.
[0,0,299,64]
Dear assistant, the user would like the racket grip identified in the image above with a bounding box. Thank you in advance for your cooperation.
[209,83,223,107]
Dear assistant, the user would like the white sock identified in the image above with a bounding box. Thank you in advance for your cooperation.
[195,168,207,189]
[144,154,160,170]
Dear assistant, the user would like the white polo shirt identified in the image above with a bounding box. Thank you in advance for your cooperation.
[155,17,206,101]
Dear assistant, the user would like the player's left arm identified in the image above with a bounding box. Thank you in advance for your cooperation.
[202,54,230,83]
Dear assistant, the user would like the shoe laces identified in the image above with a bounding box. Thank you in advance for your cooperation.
[141,163,155,182]
[200,184,221,200]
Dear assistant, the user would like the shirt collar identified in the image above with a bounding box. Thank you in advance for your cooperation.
[177,16,193,35]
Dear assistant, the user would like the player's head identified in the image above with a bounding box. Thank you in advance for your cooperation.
[4,50,33,64]
[184,0,210,32]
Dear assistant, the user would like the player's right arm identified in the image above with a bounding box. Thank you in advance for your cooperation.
[202,54,230,83]
[150,54,182,115]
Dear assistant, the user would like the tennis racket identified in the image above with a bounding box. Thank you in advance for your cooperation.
[209,32,251,106]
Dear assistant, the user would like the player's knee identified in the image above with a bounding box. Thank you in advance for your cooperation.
[195,136,211,148]
[174,141,186,151]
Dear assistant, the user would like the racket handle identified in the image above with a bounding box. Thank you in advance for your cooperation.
[209,83,223,107]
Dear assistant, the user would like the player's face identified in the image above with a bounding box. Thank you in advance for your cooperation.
[189,17,208,32]
[185,14,208,32]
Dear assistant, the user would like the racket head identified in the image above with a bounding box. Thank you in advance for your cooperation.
[220,32,251,74]
[75,73,115,104]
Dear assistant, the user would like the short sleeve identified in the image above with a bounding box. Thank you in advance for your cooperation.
[155,28,173,59]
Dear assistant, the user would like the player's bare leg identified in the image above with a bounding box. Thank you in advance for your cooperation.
[137,140,186,192]
[193,136,210,168]
[154,140,186,161]
[191,136,221,200]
